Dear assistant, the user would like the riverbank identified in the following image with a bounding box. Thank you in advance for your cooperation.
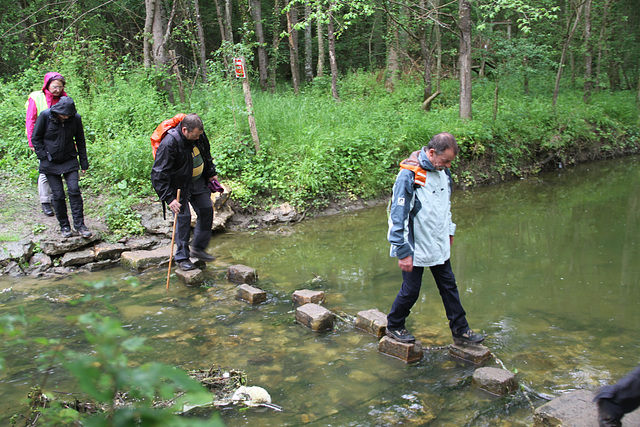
[2,143,640,246]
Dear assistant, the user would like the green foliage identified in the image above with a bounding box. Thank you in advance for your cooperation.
[2,280,222,426]
[104,196,145,239]
[1,43,639,215]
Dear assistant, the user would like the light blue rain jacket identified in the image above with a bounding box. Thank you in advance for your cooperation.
[387,147,456,267]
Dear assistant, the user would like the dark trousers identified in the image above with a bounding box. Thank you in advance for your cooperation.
[596,365,640,420]
[387,259,469,335]
[45,170,85,229]
[175,177,213,262]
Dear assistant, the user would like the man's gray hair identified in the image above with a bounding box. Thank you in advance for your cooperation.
[182,113,204,132]
[427,132,459,155]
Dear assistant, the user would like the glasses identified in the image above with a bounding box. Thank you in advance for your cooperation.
[50,85,64,90]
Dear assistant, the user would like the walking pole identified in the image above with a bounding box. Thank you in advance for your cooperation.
[166,189,181,290]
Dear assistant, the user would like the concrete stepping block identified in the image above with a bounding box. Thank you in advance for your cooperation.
[534,389,640,426]
[378,336,423,363]
[236,284,267,304]
[472,367,518,396]
[355,309,387,338]
[292,289,325,306]
[176,268,205,285]
[227,264,257,284]
[449,343,492,364]
[295,303,335,331]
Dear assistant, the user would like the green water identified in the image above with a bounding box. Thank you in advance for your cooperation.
[2,156,640,426]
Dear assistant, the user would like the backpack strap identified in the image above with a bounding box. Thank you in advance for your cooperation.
[399,163,428,187]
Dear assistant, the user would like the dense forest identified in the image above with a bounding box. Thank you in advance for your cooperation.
[3,0,639,104]
[0,0,639,233]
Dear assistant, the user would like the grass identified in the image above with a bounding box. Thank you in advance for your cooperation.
[1,60,639,238]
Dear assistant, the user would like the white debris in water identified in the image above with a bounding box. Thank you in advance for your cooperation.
[231,386,282,411]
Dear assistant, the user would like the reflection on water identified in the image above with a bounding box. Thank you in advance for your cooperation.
[2,156,640,425]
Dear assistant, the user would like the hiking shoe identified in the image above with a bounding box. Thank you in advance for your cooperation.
[597,399,622,427]
[453,329,485,345]
[76,226,92,238]
[189,247,215,262]
[177,260,196,271]
[61,226,73,238]
[386,328,416,343]
[42,203,54,216]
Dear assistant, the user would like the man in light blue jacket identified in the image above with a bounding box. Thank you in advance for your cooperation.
[386,132,484,345]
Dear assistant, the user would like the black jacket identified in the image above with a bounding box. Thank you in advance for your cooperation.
[32,96,88,175]
[150,124,216,204]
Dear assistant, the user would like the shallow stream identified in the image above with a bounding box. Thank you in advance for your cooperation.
[1,156,640,425]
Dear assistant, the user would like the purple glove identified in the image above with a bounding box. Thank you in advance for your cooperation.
[207,178,224,193]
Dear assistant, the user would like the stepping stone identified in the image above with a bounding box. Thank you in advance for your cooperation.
[292,289,325,306]
[378,336,423,363]
[534,389,640,426]
[227,264,257,284]
[449,343,492,364]
[61,250,95,267]
[295,303,335,331]
[93,242,127,261]
[237,284,267,304]
[355,309,387,338]
[121,245,171,271]
[176,268,205,285]
[472,367,518,396]
[40,234,100,256]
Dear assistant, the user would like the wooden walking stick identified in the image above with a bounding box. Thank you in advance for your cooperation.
[166,189,181,290]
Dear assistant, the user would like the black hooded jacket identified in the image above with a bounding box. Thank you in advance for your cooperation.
[150,123,216,204]
[31,96,88,175]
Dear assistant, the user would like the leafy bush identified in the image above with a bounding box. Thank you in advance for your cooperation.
[1,51,638,214]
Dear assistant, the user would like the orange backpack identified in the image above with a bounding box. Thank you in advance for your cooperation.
[150,113,186,157]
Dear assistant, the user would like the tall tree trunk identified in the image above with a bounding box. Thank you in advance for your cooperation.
[213,0,227,41]
[553,3,583,107]
[213,0,229,70]
[316,2,325,78]
[193,0,207,83]
[225,0,234,43]
[458,0,472,120]
[583,0,592,103]
[268,0,283,92]
[418,0,432,106]
[286,0,300,94]
[386,20,400,92]
[595,0,611,93]
[432,0,441,93]
[240,56,261,154]
[144,0,173,102]
[304,2,314,82]
[327,2,340,101]
[143,0,156,67]
[250,0,269,91]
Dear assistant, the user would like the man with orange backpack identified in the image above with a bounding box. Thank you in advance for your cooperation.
[151,113,218,271]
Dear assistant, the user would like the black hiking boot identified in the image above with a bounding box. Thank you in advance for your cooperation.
[189,247,215,262]
[452,329,485,345]
[76,226,92,238]
[386,328,416,343]
[42,203,54,216]
[597,399,622,427]
[61,226,73,238]
[177,260,196,271]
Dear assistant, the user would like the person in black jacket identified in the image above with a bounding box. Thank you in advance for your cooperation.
[31,96,92,238]
[151,113,218,271]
